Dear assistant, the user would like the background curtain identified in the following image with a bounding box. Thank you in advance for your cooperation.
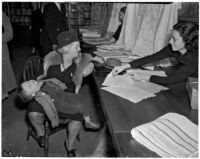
[90,2,113,33]
[117,3,180,58]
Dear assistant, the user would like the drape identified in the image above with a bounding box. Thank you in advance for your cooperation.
[90,2,113,33]
[117,3,180,57]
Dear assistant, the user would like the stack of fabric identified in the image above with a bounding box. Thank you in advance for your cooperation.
[131,113,198,157]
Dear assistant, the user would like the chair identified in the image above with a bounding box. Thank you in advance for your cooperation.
[23,56,82,157]
[23,56,44,81]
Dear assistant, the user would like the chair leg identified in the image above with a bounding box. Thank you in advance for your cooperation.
[44,120,49,157]
[26,128,32,141]
[77,134,80,142]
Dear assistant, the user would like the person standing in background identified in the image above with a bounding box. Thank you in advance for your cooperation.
[2,12,17,100]
[29,2,43,55]
[40,2,69,57]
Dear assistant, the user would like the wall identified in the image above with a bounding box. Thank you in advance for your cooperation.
[178,2,199,23]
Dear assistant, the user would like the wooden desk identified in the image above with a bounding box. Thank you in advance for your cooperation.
[92,73,198,157]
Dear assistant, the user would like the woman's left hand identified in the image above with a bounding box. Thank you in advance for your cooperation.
[131,73,151,81]
[83,62,94,77]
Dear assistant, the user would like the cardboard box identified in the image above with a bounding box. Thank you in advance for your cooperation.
[186,77,198,110]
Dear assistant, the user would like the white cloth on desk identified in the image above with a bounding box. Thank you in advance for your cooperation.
[131,113,198,157]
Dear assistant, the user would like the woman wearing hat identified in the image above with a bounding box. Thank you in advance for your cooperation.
[25,31,98,157]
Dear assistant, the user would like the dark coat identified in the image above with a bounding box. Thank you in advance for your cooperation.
[130,45,198,86]
[2,12,17,97]
[40,3,69,57]
[31,8,43,48]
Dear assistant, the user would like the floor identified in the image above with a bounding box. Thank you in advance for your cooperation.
[2,43,116,157]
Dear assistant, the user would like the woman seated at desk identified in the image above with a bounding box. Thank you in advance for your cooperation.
[90,6,126,45]
[105,6,126,45]
[112,22,198,87]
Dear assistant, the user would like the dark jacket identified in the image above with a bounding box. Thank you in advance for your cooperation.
[130,45,198,85]
[113,24,122,41]
[40,3,69,56]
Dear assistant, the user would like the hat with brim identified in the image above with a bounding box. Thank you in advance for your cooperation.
[56,31,79,50]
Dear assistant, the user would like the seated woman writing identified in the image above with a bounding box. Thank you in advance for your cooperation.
[19,31,98,157]
[89,6,126,46]
[112,22,198,86]
[106,6,126,45]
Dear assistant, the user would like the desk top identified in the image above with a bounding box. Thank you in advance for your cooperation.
[93,74,197,131]
[92,73,198,157]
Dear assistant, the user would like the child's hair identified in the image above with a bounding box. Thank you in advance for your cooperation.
[17,84,34,102]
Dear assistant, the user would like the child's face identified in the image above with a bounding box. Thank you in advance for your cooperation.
[21,80,40,96]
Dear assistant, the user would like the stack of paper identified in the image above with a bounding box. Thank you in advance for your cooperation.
[97,45,133,55]
[97,44,124,50]
[126,69,166,77]
[82,31,101,38]
[93,51,134,63]
[101,73,168,103]
[131,113,198,157]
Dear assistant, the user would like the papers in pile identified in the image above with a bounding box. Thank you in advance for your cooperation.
[101,72,168,103]
[93,45,141,63]
[131,113,198,157]
[82,31,101,38]
[97,45,133,55]
[93,50,134,63]
[126,69,166,77]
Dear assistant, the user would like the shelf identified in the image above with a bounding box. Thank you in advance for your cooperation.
[68,2,92,30]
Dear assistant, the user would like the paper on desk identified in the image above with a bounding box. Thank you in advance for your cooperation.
[102,86,155,103]
[132,80,168,94]
[97,44,124,50]
[103,73,168,94]
[102,73,133,88]
[127,69,166,77]
[82,31,101,38]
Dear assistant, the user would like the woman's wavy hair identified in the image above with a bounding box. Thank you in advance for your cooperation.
[173,22,199,52]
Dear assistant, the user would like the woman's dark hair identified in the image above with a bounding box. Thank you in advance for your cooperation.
[120,6,126,14]
[173,22,198,51]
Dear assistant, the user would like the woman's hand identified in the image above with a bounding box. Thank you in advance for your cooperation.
[51,118,59,128]
[37,74,45,81]
[131,73,151,81]
[83,62,94,77]
[111,64,131,76]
